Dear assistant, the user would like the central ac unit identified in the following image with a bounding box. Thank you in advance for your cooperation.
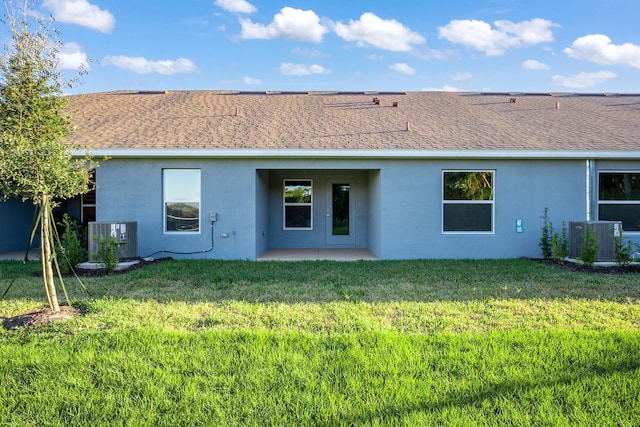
[88,222,138,260]
[569,221,621,262]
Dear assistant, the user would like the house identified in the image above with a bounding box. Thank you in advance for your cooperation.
[59,90,640,260]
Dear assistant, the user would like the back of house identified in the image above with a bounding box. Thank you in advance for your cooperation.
[7,90,638,260]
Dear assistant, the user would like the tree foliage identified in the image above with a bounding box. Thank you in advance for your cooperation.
[443,171,493,201]
[599,172,640,201]
[0,0,94,311]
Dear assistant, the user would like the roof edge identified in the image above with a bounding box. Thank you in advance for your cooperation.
[75,148,640,160]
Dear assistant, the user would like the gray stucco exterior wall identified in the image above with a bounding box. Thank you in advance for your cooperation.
[376,159,586,259]
[0,197,37,253]
[264,169,370,249]
[93,157,593,260]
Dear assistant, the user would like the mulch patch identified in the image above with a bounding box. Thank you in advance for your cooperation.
[72,256,172,277]
[2,305,82,329]
[526,257,640,274]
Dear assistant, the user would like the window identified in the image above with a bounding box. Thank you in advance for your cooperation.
[442,170,494,233]
[164,169,200,233]
[284,179,312,229]
[598,172,640,231]
[81,170,96,223]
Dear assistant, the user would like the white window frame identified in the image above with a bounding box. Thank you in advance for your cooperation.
[283,179,313,230]
[81,177,96,224]
[163,169,201,234]
[442,170,495,234]
[597,170,640,233]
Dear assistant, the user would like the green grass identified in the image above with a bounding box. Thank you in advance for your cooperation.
[1,258,639,426]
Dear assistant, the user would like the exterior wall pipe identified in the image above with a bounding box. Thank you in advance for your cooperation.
[586,159,596,221]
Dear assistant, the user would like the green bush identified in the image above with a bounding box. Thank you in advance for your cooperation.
[539,208,553,260]
[551,221,568,263]
[92,235,119,274]
[579,227,599,268]
[56,214,87,273]
[540,209,567,263]
[613,228,635,267]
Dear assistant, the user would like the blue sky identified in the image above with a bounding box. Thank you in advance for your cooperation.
[31,0,640,94]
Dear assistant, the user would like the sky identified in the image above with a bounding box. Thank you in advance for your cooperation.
[20,0,640,94]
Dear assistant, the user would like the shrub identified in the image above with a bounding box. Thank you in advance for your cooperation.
[579,227,599,268]
[93,235,119,274]
[539,208,553,260]
[56,214,87,274]
[613,228,635,267]
[551,221,568,263]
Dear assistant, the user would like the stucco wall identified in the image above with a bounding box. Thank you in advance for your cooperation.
[255,170,270,258]
[96,159,258,260]
[266,169,370,249]
[95,157,590,260]
[367,170,382,258]
[0,197,37,253]
[377,159,586,259]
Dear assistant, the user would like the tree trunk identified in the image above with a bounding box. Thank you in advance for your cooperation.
[41,196,60,312]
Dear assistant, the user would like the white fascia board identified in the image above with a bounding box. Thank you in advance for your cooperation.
[74,148,640,160]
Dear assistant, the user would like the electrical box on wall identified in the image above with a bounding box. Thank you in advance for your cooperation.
[88,222,138,260]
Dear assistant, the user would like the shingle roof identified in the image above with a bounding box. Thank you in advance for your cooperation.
[65,90,640,154]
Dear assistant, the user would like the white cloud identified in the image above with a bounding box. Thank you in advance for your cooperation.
[390,63,416,76]
[523,59,550,70]
[215,0,256,14]
[103,56,196,75]
[335,13,425,52]
[451,72,471,81]
[413,48,453,61]
[366,54,385,61]
[439,18,557,56]
[58,42,89,70]
[243,76,261,85]
[42,0,115,33]
[279,63,330,76]
[422,85,460,92]
[290,47,326,59]
[551,71,617,88]
[563,34,640,68]
[439,20,511,56]
[494,18,557,45]
[240,7,328,42]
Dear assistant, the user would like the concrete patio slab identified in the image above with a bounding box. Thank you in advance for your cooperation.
[257,248,379,261]
[77,260,142,271]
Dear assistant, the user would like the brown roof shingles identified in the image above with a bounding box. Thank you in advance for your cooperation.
[64,91,640,152]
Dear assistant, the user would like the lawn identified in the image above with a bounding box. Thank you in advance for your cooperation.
[1,258,639,426]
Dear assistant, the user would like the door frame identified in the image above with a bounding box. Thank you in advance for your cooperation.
[326,178,356,245]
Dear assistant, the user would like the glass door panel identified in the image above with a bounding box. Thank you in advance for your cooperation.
[327,181,355,245]
[332,184,350,236]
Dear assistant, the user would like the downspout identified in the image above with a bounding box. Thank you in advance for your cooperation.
[585,159,596,221]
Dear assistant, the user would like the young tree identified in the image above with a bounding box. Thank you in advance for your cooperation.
[0,1,94,312]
